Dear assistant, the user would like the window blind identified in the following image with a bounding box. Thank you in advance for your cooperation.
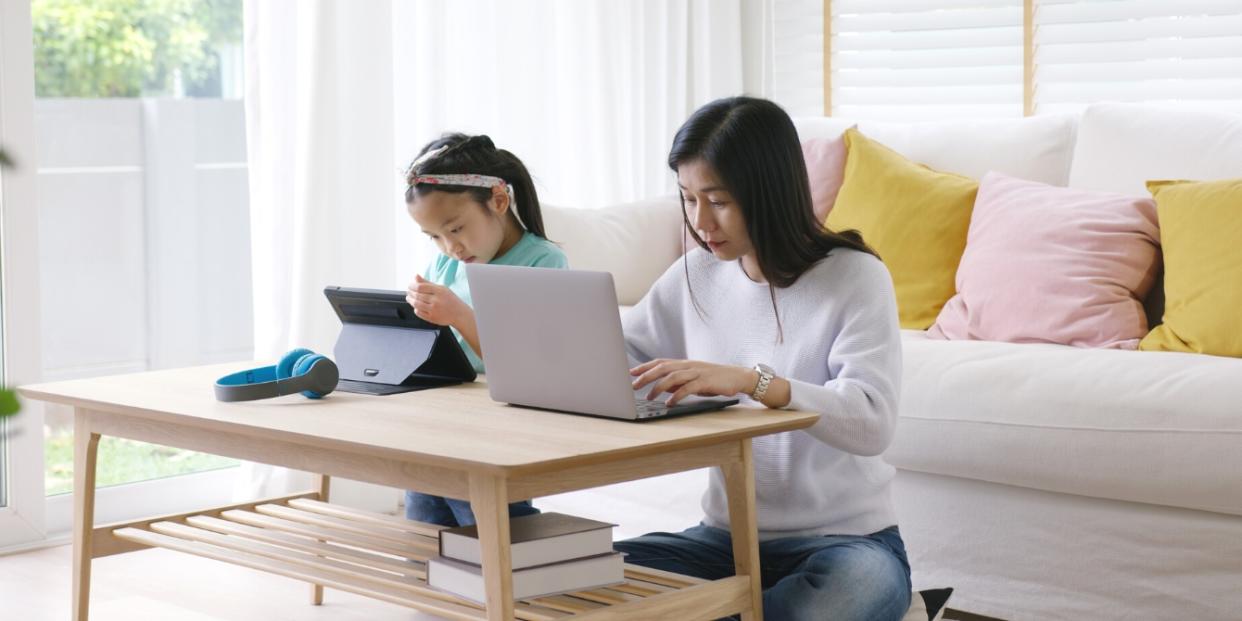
[772,0,827,116]
[829,0,1025,121]
[1035,0,1242,115]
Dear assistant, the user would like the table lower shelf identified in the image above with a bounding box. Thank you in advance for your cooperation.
[111,497,715,620]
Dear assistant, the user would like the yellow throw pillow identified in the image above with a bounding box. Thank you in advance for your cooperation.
[827,128,978,329]
[1140,178,1242,357]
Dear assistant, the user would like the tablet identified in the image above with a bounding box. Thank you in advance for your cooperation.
[324,286,477,395]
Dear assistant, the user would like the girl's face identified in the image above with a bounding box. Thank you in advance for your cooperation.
[678,159,754,263]
[409,188,512,264]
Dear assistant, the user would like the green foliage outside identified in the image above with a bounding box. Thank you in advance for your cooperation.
[33,0,241,98]
[44,429,240,495]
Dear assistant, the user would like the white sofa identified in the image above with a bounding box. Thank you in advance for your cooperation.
[538,103,1242,620]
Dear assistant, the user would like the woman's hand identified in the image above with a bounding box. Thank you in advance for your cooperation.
[630,359,757,406]
[407,275,471,328]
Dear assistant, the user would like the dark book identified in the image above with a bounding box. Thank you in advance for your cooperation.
[439,512,616,569]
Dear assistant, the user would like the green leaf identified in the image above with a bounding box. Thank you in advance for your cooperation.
[32,0,240,98]
[0,389,19,417]
[0,148,12,168]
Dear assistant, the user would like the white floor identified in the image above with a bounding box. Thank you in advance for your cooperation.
[0,544,449,620]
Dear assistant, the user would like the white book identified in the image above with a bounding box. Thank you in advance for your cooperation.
[426,552,625,604]
[439,512,616,570]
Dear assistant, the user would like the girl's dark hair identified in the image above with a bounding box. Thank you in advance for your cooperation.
[405,133,547,238]
[670,96,878,337]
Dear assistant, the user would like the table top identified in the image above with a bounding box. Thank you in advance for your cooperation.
[20,362,820,475]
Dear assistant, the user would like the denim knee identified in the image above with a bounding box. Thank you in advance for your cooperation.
[404,490,458,526]
[773,545,911,621]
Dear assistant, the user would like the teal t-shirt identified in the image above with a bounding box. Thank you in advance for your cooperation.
[423,231,568,373]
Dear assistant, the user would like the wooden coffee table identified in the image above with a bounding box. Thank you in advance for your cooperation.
[20,362,819,621]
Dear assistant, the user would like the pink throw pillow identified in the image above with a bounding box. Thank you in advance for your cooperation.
[802,132,849,223]
[680,131,849,253]
[928,171,1161,349]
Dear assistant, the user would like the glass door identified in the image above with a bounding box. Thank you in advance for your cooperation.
[0,0,47,550]
[22,0,253,538]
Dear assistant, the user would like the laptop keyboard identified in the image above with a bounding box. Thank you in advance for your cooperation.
[636,399,671,418]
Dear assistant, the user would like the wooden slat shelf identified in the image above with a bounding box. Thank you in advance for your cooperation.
[111,497,708,620]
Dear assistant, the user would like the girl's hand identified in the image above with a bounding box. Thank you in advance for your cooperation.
[630,359,757,406]
[407,275,471,328]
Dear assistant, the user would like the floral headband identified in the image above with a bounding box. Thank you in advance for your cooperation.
[407,146,523,226]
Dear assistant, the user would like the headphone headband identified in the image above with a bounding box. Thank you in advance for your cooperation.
[214,351,339,402]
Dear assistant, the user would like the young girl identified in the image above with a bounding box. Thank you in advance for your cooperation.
[616,97,911,620]
[402,133,567,527]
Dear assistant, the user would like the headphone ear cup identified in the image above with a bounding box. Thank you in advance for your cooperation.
[293,353,330,399]
[277,348,314,380]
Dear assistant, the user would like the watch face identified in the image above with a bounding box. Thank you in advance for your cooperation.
[757,363,775,375]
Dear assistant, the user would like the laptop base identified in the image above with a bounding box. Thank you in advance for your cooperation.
[505,398,740,421]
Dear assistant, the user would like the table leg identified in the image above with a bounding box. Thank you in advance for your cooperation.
[310,474,332,605]
[72,412,101,621]
[723,439,763,621]
[469,473,515,621]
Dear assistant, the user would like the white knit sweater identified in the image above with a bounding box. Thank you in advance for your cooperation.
[623,247,903,539]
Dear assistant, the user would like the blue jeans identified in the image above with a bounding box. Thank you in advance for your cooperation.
[403,491,540,527]
[614,524,911,621]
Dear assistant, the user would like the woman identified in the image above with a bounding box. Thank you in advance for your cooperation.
[616,96,911,621]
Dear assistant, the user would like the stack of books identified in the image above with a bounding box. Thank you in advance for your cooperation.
[426,512,624,603]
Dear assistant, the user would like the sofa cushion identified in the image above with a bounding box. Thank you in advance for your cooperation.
[929,172,1161,349]
[794,113,1079,186]
[829,128,978,329]
[1068,103,1242,196]
[543,197,683,306]
[1140,178,1242,357]
[887,331,1242,517]
[802,131,849,220]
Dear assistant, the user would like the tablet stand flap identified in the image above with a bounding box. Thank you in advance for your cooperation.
[333,323,437,385]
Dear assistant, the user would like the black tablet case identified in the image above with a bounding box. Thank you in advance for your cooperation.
[324,286,477,395]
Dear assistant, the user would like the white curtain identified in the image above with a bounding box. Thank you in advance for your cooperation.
[392,0,768,275]
[238,0,768,506]
[238,0,406,503]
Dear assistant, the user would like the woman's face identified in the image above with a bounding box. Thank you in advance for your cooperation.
[408,188,510,264]
[678,159,753,263]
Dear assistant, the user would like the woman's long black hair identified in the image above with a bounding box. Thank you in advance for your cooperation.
[671,96,877,338]
[405,133,547,238]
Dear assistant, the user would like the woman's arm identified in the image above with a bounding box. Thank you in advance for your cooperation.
[787,258,903,457]
[622,258,689,365]
[630,359,795,407]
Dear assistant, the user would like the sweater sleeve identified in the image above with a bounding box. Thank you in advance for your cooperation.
[622,257,689,366]
[786,254,903,457]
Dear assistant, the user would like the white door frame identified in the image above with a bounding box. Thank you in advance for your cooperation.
[0,0,47,549]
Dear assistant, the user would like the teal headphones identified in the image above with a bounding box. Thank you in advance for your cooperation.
[214,348,339,402]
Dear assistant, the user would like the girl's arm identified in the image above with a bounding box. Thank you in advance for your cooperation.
[452,308,483,360]
[408,276,479,356]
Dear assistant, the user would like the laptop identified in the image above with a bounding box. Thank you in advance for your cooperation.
[465,264,739,420]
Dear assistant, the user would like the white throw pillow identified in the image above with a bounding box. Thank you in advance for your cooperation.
[542,196,683,306]
[1068,102,1242,196]
[794,114,1079,186]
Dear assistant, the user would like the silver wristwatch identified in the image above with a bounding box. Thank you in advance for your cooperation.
[751,363,775,402]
